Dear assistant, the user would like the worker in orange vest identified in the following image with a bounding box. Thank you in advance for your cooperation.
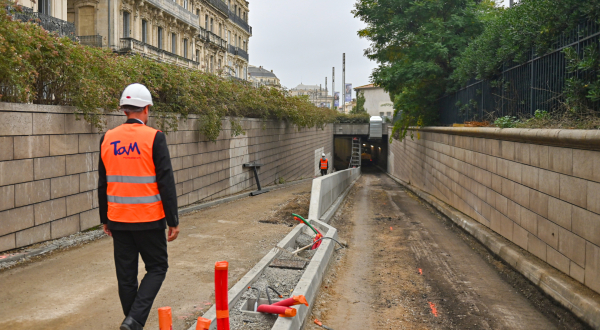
[319,153,328,176]
[98,83,179,330]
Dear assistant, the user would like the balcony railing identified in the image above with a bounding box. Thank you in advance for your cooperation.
[227,45,249,62]
[199,27,227,49]
[9,6,76,39]
[205,0,228,15]
[118,38,200,69]
[78,35,103,47]
[227,10,251,35]
[145,0,200,29]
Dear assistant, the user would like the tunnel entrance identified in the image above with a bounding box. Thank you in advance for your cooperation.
[333,136,388,171]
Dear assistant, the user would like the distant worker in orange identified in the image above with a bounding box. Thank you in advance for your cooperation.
[319,153,328,176]
[98,83,179,330]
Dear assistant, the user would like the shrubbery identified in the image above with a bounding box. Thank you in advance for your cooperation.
[0,1,338,140]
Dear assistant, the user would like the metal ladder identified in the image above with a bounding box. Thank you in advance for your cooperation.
[349,137,361,168]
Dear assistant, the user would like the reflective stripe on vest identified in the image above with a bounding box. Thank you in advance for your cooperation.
[101,123,165,223]
[320,159,328,169]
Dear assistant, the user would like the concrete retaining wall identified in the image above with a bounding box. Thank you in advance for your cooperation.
[387,127,600,295]
[307,168,360,221]
[0,102,333,252]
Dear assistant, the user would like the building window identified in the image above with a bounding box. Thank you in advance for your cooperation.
[183,0,188,9]
[123,12,131,38]
[228,0,231,9]
[171,33,176,53]
[204,15,208,30]
[387,112,392,117]
[157,26,163,49]
[196,49,199,62]
[183,38,188,58]
[218,59,221,70]
[228,30,231,45]
[38,0,51,15]
[142,20,148,43]
[210,56,214,72]
[210,18,214,32]
[219,23,222,37]
[243,40,245,51]
[379,112,384,117]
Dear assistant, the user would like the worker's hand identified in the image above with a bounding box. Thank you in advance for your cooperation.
[167,226,180,242]
[103,224,112,237]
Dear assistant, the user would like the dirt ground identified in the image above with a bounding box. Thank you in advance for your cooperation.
[307,171,590,330]
[0,181,312,330]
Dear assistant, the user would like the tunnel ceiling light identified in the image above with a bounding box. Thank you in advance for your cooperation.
[371,145,374,147]
[362,144,366,146]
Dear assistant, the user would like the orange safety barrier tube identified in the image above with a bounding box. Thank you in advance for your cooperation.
[215,261,230,330]
[196,316,212,330]
[256,304,297,317]
[158,306,172,330]
[272,295,309,307]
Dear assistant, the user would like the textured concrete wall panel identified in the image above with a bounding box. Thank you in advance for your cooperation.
[387,127,600,295]
[0,103,333,252]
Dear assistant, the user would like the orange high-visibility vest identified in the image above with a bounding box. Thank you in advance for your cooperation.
[320,158,328,170]
[101,123,165,223]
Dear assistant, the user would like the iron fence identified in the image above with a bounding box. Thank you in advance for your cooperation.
[438,20,600,125]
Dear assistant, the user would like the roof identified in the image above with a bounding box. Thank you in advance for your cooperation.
[291,83,321,90]
[248,66,278,78]
[354,84,381,90]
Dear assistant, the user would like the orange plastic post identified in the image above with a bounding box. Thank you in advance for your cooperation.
[196,317,211,330]
[215,261,230,330]
[158,306,172,330]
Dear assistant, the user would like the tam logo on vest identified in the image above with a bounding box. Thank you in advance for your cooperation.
[110,140,141,156]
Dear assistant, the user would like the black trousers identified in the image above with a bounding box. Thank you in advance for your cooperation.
[320,169,327,176]
[112,229,168,326]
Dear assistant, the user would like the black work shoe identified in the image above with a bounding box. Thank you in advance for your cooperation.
[120,316,143,330]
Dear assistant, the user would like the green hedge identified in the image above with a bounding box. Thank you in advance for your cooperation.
[0,1,339,140]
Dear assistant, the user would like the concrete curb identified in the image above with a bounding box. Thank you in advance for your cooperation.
[187,172,360,330]
[385,173,600,330]
[195,223,307,330]
[271,220,338,330]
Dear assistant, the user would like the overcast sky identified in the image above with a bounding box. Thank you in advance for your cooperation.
[248,0,376,100]
[248,0,512,100]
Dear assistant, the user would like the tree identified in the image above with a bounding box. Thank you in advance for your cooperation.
[350,91,366,114]
[353,0,495,140]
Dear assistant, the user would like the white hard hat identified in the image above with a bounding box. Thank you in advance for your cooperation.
[322,153,326,157]
[120,83,153,108]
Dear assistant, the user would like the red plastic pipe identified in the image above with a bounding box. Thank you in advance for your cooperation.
[256,304,297,317]
[215,261,230,330]
[272,295,309,307]
[158,306,172,330]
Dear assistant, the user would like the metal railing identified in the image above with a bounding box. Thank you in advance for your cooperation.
[9,6,76,39]
[118,38,200,69]
[199,28,226,49]
[205,0,228,15]
[438,20,600,125]
[227,9,251,34]
[77,35,103,47]
[227,45,249,61]
[145,0,199,29]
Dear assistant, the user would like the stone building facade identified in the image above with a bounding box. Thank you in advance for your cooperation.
[290,83,334,108]
[248,65,281,89]
[63,0,251,77]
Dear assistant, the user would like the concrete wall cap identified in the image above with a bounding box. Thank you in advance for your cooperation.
[414,127,600,151]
